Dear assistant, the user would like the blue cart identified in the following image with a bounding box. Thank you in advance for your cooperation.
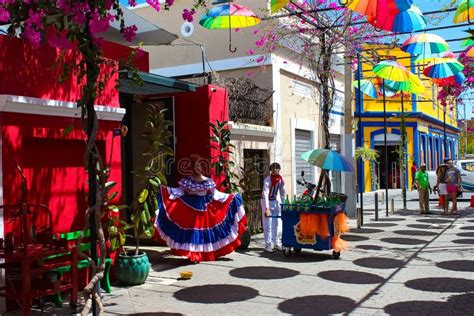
[278,204,345,259]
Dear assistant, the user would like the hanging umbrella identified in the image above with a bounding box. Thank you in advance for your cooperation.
[401,33,449,57]
[301,149,354,172]
[414,51,457,64]
[270,0,290,13]
[199,3,261,52]
[380,85,398,97]
[373,60,411,82]
[432,72,466,86]
[462,29,474,47]
[353,79,378,98]
[384,72,425,94]
[453,0,474,24]
[369,4,426,33]
[199,4,261,29]
[344,0,412,20]
[467,46,474,58]
[423,59,464,79]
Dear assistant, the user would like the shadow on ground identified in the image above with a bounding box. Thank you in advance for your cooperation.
[318,270,384,284]
[406,277,474,292]
[384,293,474,315]
[393,230,438,236]
[174,284,258,304]
[278,295,356,316]
[381,237,427,245]
[436,260,474,272]
[353,257,405,269]
[229,266,299,280]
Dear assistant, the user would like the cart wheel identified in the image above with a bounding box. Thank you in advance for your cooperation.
[294,248,302,255]
[332,251,341,259]
[283,248,291,257]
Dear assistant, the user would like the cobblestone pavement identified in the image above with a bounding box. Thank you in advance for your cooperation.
[98,198,474,315]
[17,195,474,315]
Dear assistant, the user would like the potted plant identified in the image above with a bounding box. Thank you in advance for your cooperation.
[116,105,173,286]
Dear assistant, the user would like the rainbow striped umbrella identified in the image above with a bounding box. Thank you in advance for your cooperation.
[373,60,411,82]
[353,79,378,98]
[270,0,290,13]
[453,0,474,24]
[423,59,464,79]
[467,46,474,58]
[199,4,261,29]
[401,33,449,56]
[432,72,466,86]
[301,149,354,172]
[370,4,425,33]
[384,72,425,94]
[344,0,412,19]
[380,85,398,97]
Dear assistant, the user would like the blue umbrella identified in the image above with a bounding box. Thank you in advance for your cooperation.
[391,5,426,33]
[301,149,354,172]
[353,79,378,98]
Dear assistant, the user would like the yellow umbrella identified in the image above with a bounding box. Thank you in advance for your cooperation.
[453,0,474,24]
[270,0,290,13]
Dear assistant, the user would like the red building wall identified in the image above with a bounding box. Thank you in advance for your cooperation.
[173,85,229,188]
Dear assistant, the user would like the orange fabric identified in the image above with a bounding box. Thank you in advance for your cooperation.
[299,213,319,235]
[318,214,330,239]
[331,213,350,252]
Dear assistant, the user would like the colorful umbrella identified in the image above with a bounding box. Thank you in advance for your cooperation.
[345,0,412,20]
[301,149,354,172]
[423,59,464,79]
[369,4,426,33]
[270,0,290,13]
[384,72,425,94]
[432,72,466,86]
[453,0,474,24]
[199,4,261,29]
[353,79,378,98]
[462,29,474,47]
[373,60,411,82]
[401,33,449,57]
[380,85,398,97]
[467,46,474,58]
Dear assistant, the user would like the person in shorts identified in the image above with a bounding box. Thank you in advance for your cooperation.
[445,159,461,215]
[415,163,432,214]
[434,162,448,215]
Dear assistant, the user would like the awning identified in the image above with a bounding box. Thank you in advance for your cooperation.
[119,71,198,95]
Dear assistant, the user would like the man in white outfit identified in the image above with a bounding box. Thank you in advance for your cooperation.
[261,162,286,252]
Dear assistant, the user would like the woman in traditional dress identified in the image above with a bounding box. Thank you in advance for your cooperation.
[154,156,247,262]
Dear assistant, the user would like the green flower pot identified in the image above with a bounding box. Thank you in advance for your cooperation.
[116,252,150,286]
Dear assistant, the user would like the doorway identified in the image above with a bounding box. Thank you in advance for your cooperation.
[374,145,401,189]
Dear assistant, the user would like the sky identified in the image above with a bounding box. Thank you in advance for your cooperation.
[119,0,473,119]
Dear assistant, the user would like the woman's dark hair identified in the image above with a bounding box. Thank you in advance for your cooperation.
[269,162,281,171]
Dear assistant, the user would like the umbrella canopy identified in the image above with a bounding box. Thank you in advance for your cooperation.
[353,79,378,98]
[401,33,449,56]
[270,0,290,13]
[380,85,398,97]
[453,0,474,24]
[373,60,411,82]
[301,149,354,172]
[384,72,425,94]
[345,0,412,20]
[467,46,474,58]
[199,4,261,29]
[369,4,425,33]
[432,72,466,86]
[423,59,464,79]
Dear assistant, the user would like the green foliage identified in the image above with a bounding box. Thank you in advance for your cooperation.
[97,166,129,253]
[237,159,261,234]
[131,105,173,254]
[210,120,239,193]
[355,147,380,190]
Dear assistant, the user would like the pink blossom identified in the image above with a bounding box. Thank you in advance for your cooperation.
[182,8,195,22]
[166,0,175,6]
[89,12,114,35]
[123,25,137,42]
[0,8,9,22]
[235,28,240,32]
[246,49,255,55]
[128,0,137,6]
[147,0,160,12]
[256,56,265,63]
[48,33,73,50]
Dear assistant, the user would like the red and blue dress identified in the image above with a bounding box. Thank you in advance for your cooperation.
[154,177,247,262]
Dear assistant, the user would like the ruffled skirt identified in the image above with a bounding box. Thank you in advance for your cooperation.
[154,186,247,262]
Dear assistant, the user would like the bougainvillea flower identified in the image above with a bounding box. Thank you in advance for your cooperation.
[199,4,260,29]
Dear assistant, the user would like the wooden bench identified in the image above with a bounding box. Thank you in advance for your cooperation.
[48,230,112,307]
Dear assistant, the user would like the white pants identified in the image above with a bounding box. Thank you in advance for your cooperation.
[261,199,281,246]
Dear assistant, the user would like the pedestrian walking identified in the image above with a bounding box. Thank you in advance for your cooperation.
[411,162,418,190]
[261,162,286,252]
[415,163,432,214]
[434,162,448,215]
[445,159,461,215]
